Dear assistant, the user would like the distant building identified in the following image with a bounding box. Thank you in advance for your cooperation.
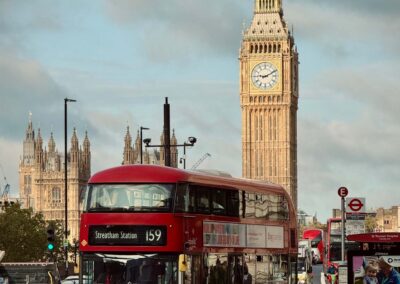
[331,206,400,233]
[332,209,341,219]
[298,210,315,226]
[376,206,400,232]
[18,117,90,243]
[122,126,178,167]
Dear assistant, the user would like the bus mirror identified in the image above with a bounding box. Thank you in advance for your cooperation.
[179,254,187,272]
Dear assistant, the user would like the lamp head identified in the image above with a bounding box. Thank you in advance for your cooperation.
[188,136,197,145]
[143,138,151,146]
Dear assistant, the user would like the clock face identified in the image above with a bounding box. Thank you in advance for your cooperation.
[251,62,279,90]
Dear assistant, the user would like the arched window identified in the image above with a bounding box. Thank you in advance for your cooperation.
[52,187,61,203]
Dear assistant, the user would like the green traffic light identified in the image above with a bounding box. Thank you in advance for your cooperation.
[47,243,54,251]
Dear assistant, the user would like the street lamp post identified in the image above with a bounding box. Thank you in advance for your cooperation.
[181,143,188,169]
[179,137,197,169]
[144,136,197,168]
[140,127,149,164]
[64,98,76,277]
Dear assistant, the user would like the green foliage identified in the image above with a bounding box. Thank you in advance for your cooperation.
[0,203,47,261]
[0,204,63,262]
[364,215,378,233]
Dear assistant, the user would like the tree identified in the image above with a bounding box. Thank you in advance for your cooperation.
[0,203,50,261]
[365,215,378,233]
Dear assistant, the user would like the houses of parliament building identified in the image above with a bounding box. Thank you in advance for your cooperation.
[18,119,178,243]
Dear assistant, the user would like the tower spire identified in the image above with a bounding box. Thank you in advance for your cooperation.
[254,0,282,14]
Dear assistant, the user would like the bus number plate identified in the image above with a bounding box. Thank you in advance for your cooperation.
[89,225,166,246]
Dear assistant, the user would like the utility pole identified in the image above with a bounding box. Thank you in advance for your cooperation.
[163,97,171,167]
[337,186,348,262]
[64,98,76,277]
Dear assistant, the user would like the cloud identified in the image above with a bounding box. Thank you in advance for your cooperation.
[0,51,68,138]
[104,0,250,62]
[0,138,20,191]
[298,110,400,221]
[286,1,400,57]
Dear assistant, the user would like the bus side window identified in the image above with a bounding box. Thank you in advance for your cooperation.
[175,184,189,212]
[212,189,226,215]
[226,190,240,217]
[195,187,210,214]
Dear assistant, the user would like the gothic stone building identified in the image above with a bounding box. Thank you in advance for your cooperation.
[240,0,299,208]
[19,118,91,243]
[122,126,179,168]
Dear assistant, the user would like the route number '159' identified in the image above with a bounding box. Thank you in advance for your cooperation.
[146,229,162,242]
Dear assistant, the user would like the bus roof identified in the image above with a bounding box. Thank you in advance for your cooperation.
[303,229,322,239]
[89,164,286,196]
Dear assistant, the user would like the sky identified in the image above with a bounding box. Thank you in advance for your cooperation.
[1,0,399,223]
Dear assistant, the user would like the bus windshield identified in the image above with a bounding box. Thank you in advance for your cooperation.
[81,253,178,284]
[85,184,175,212]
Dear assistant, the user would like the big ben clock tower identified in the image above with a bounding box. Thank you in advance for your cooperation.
[240,0,299,208]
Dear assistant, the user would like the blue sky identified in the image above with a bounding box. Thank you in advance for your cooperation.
[1,0,399,222]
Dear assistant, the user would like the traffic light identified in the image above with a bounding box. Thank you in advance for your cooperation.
[46,225,55,251]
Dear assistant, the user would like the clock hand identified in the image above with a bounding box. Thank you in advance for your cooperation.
[265,70,277,78]
[258,70,277,79]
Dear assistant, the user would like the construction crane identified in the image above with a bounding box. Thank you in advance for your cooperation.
[191,153,211,170]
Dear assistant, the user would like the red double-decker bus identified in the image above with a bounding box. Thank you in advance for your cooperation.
[79,165,298,283]
[302,229,324,264]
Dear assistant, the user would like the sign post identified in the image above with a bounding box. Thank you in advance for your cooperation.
[346,197,366,236]
[338,187,348,261]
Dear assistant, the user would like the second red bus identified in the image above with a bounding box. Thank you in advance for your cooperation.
[302,228,324,264]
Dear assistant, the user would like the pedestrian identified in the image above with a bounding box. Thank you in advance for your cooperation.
[377,257,400,284]
[363,261,379,284]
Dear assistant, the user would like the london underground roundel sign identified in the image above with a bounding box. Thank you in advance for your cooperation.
[338,186,348,197]
[348,198,363,211]
[346,197,365,213]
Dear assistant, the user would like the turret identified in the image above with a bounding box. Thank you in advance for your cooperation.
[48,132,56,153]
[122,126,133,165]
[170,129,178,167]
[35,129,44,171]
[22,115,35,166]
[70,128,79,164]
[82,131,91,177]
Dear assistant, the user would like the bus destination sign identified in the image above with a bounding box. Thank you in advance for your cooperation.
[89,225,166,246]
